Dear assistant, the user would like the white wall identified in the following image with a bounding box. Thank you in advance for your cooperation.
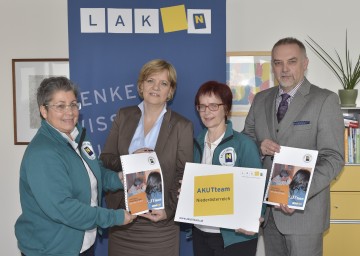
[228,0,360,131]
[1,0,359,255]
[0,1,68,255]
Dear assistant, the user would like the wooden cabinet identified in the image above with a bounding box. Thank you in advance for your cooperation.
[323,108,360,256]
[331,165,360,191]
[323,163,360,256]
[323,222,360,256]
[330,192,360,219]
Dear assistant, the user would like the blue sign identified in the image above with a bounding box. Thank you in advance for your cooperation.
[68,1,226,255]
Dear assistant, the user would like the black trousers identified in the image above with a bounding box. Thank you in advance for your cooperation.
[224,238,258,256]
[192,226,258,256]
[192,226,224,256]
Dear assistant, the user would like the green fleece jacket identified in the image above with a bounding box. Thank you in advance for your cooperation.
[15,120,125,256]
[194,120,263,247]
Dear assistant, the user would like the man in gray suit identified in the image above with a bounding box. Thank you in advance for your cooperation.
[243,37,344,256]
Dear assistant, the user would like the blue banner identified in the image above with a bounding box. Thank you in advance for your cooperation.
[68,1,226,255]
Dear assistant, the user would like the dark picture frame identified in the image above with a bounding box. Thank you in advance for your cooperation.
[12,58,69,145]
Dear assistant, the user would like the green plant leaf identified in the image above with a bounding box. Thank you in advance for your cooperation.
[305,31,360,90]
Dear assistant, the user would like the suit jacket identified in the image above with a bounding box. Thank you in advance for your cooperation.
[100,105,194,226]
[243,78,345,234]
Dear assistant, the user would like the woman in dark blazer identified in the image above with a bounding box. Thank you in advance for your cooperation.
[100,59,194,256]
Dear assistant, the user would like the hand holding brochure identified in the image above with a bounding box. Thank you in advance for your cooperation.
[120,152,164,215]
[175,163,267,233]
[263,146,318,210]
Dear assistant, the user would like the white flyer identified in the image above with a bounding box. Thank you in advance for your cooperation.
[263,146,319,210]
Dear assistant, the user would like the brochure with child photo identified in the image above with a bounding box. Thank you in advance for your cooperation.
[263,146,318,210]
[120,152,164,215]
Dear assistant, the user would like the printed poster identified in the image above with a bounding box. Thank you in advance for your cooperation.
[175,163,267,233]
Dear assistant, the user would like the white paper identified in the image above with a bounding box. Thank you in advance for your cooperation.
[263,146,319,210]
[175,163,267,232]
[120,152,164,215]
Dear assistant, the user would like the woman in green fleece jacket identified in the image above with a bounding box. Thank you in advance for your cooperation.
[15,77,135,256]
[192,81,263,256]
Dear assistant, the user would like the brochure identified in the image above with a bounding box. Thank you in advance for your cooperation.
[263,146,319,210]
[120,152,164,215]
[175,162,267,233]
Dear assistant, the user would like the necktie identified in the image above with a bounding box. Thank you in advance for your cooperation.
[277,93,290,122]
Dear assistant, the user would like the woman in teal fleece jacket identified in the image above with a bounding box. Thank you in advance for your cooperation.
[192,81,263,256]
[15,77,135,256]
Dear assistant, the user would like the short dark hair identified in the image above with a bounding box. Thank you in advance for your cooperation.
[279,169,290,177]
[272,37,307,57]
[37,76,78,119]
[145,171,162,199]
[194,81,232,119]
[289,169,311,193]
[37,76,78,107]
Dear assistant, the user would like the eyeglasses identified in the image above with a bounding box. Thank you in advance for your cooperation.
[45,102,81,113]
[196,103,224,112]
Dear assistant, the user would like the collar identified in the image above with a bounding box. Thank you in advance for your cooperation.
[205,130,225,148]
[137,101,168,116]
[45,121,80,149]
[278,78,304,98]
[196,120,234,144]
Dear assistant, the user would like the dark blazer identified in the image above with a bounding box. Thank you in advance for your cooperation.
[243,78,345,234]
[100,105,194,224]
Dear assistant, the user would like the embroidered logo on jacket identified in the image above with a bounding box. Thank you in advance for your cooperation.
[219,147,236,166]
[81,141,96,160]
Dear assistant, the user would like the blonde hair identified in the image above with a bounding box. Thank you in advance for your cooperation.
[137,59,177,100]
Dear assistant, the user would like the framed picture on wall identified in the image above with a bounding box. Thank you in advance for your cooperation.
[12,58,69,145]
[226,52,277,116]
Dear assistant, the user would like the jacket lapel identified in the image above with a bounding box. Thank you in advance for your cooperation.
[123,108,141,153]
[265,88,279,140]
[155,108,172,153]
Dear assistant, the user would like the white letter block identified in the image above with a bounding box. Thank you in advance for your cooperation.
[134,9,159,34]
[80,8,106,33]
[187,9,211,34]
[108,8,133,34]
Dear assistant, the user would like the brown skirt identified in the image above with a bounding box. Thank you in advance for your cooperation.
[108,218,180,256]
